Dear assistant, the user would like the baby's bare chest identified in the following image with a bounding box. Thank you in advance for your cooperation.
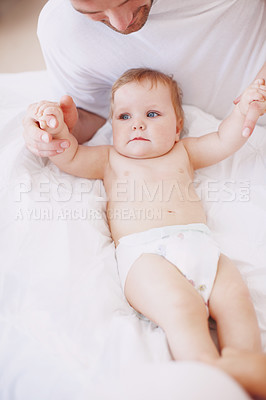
[105,150,193,203]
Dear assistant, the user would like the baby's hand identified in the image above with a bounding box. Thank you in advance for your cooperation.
[238,79,266,137]
[34,101,66,141]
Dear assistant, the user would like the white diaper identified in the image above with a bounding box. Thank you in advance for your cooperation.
[116,223,220,309]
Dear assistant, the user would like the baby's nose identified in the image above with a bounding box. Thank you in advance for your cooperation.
[132,122,145,130]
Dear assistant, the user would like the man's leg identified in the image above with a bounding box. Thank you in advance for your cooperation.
[124,253,219,361]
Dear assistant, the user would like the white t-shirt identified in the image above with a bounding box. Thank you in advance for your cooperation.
[38,0,266,121]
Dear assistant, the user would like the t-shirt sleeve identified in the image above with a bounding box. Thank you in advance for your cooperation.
[37,2,111,119]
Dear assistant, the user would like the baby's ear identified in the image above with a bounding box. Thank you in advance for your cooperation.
[175,118,183,141]
[175,131,180,142]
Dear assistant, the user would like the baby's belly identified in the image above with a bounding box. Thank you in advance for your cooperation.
[108,199,207,246]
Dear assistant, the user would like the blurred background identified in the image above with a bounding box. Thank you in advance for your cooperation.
[0,0,47,72]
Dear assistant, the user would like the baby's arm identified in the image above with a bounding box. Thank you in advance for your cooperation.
[34,102,110,179]
[182,79,266,170]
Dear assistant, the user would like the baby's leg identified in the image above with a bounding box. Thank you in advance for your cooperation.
[35,101,69,137]
[209,254,261,352]
[124,253,219,361]
[212,348,266,398]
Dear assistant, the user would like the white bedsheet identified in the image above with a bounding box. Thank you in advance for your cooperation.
[0,70,265,399]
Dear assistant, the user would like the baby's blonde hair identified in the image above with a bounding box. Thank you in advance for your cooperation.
[110,68,184,127]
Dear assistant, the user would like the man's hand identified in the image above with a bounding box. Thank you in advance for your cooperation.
[59,95,78,132]
[22,95,77,157]
[234,78,266,137]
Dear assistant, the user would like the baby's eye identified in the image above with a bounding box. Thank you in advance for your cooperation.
[147,111,159,118]
[119,113,131,120]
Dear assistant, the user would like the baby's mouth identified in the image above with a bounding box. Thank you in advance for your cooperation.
[129,137,150,142]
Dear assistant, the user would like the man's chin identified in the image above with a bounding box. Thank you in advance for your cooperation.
[102,5,151,35]
[102,21,143,35]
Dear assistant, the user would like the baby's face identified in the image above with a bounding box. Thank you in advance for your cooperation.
[112,80,181,159]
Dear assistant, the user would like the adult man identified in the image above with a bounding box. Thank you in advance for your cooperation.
[23,0,266,156]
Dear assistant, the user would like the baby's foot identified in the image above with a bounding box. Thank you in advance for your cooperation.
[35,101,67,136]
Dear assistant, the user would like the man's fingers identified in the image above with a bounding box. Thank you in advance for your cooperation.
[234,78,266,105]
[242,102,262,137]
[27,145,64,158]
[26,144,41,157]
[24,124,69,158]
[23,99,71,158]
[23,121,54,144]
[60,95,78,131]
[23,114,68,147]
[253,78,265,86]
[39,149,65,157]
[33,138,69,152]
[244,90,266,103]
[60,95,75,109]
[22,121,45,142]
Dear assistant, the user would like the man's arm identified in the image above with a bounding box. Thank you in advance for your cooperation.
[72,107,106,144]
[183,79,266,170]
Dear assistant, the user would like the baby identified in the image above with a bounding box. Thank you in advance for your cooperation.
[34,68,265,363]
